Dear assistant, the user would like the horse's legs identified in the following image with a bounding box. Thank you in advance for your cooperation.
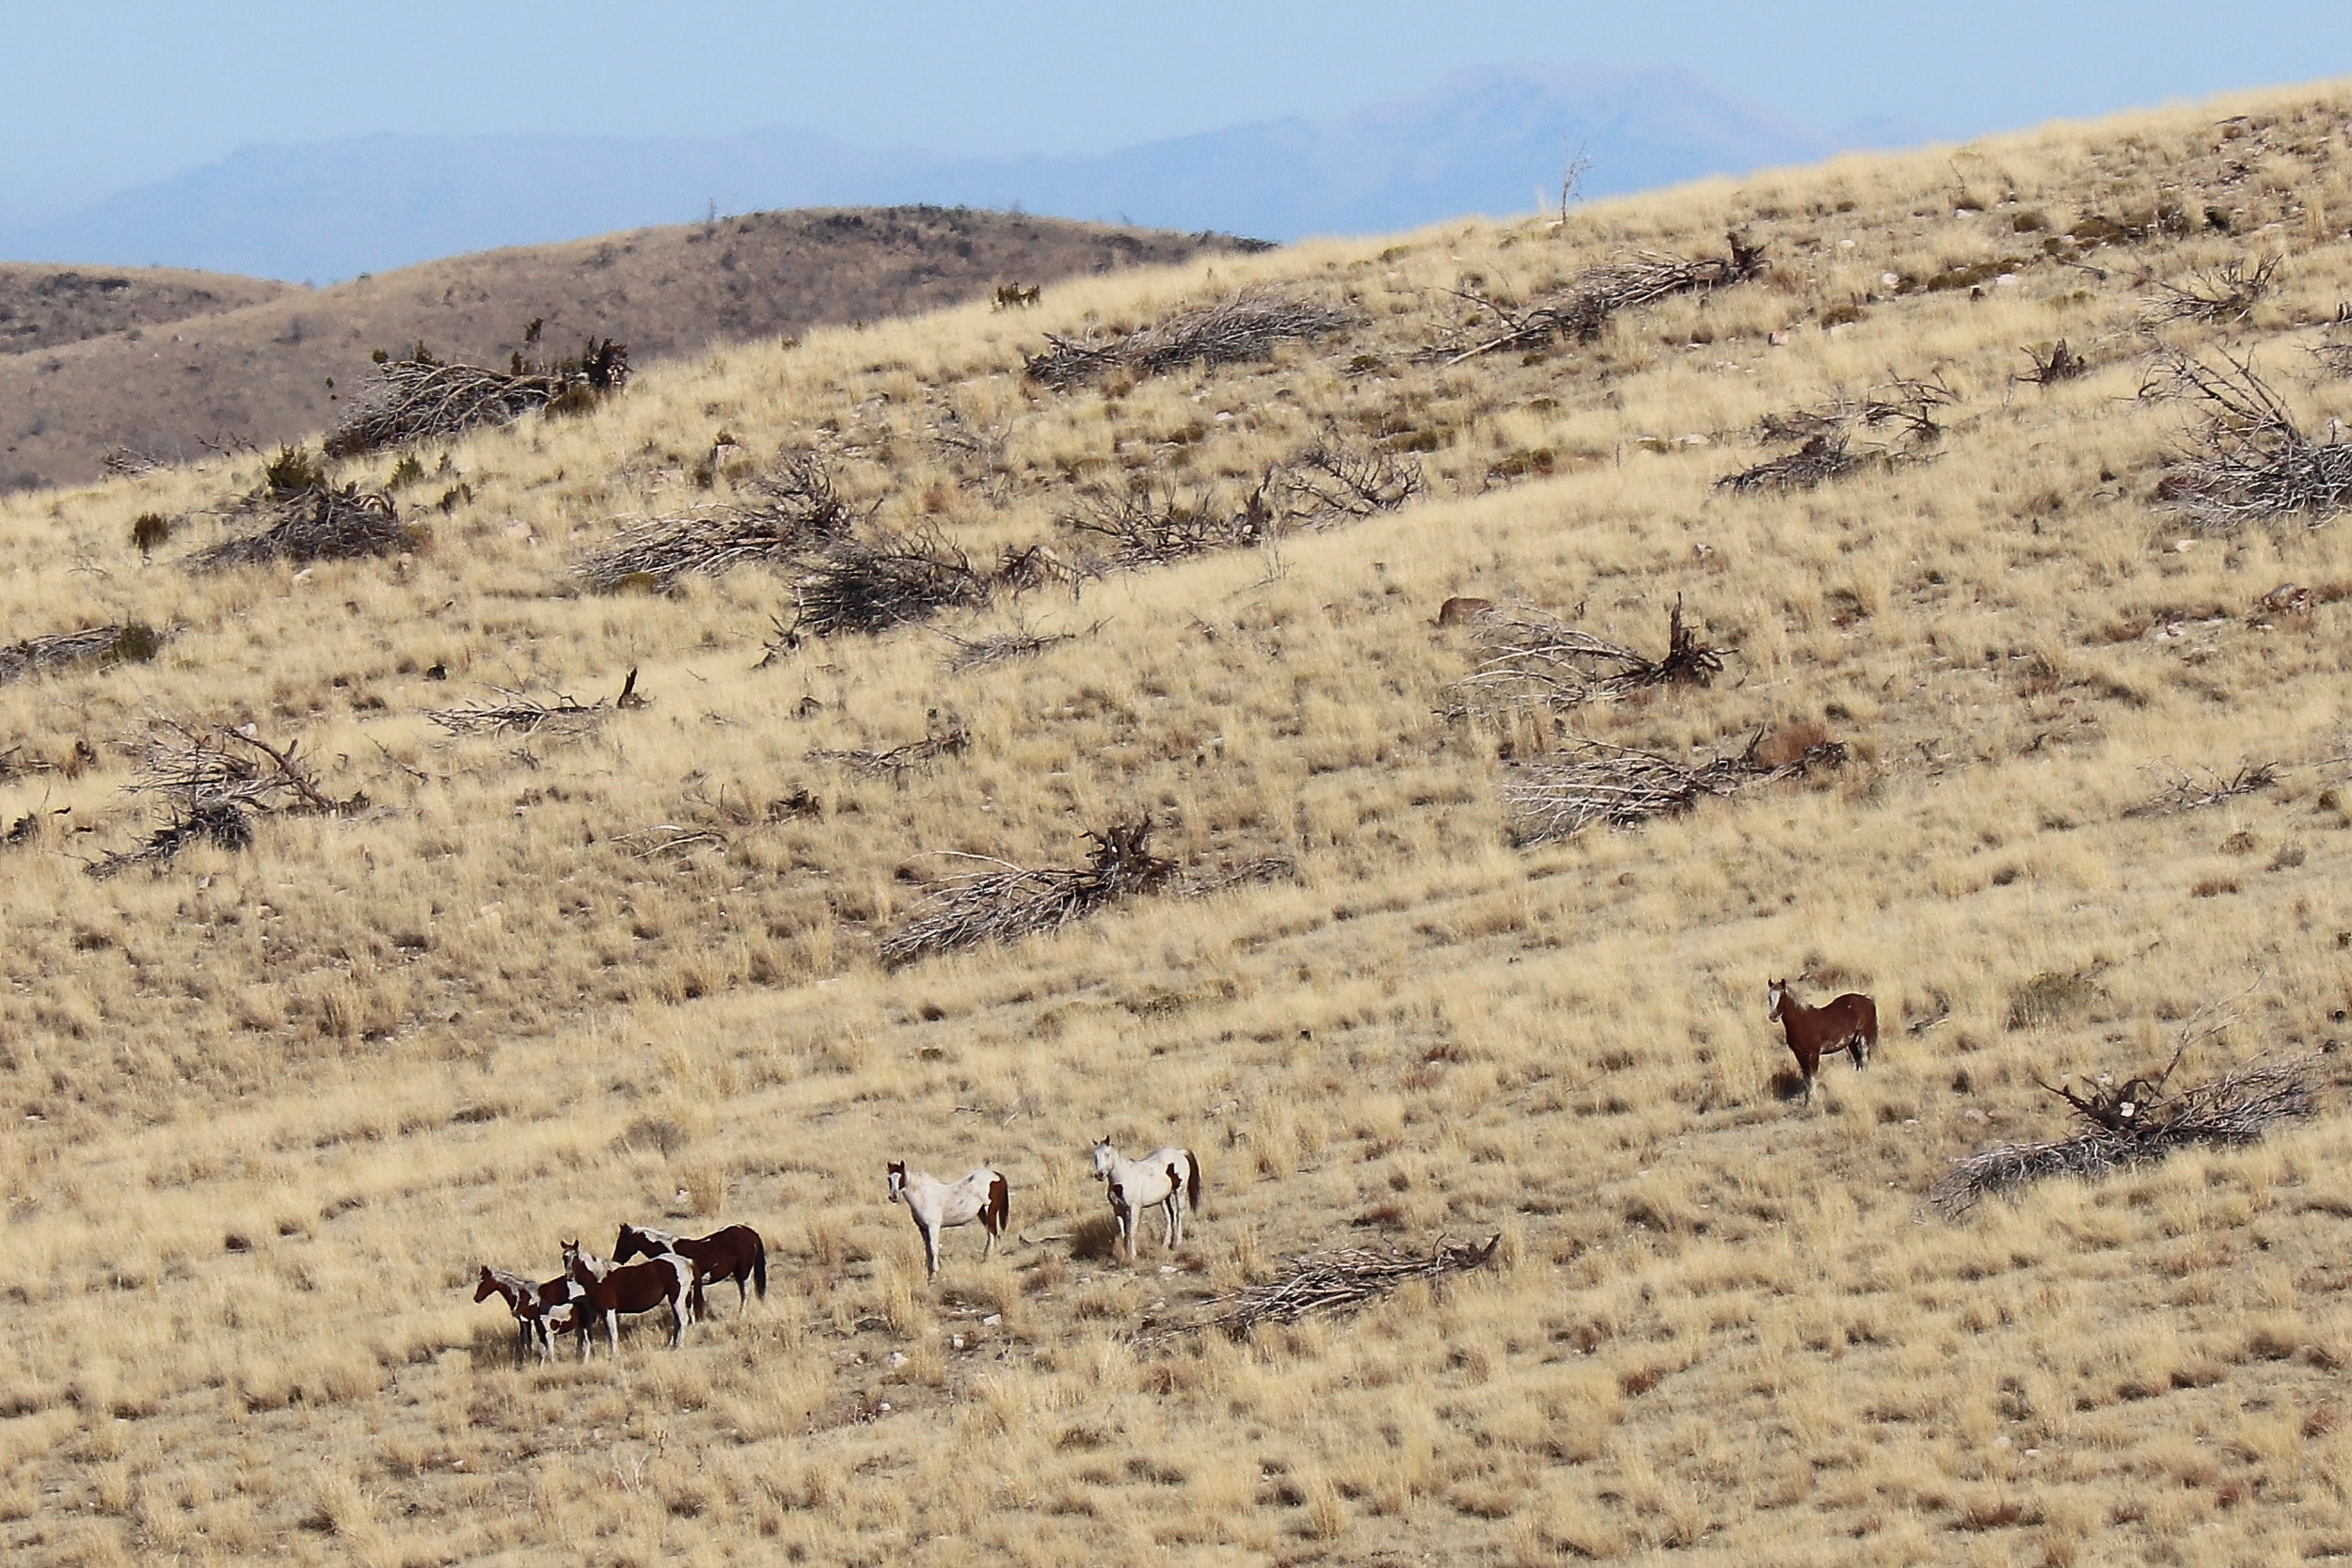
[921,1221,940,1279]
[981,1223,997,1263]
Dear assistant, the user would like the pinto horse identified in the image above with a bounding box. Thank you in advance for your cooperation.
[1090,1138,1201,1258]
[613,1223,768,1311]
[473,1266,588,1363]
[1767,978,1877,1102]
[561,1241,700,1359]
[886,1163,1009,1278]
[475,1266,549,1364]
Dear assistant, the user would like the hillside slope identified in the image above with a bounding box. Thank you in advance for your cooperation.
[4,86,2352,1567]
[0,206,1257,492]
[0,262,288,354]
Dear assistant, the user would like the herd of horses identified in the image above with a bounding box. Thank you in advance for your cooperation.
[475,1137,1202,1361]
[475,985,1868,1360]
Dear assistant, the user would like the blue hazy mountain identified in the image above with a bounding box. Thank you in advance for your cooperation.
[0,66,1926,281]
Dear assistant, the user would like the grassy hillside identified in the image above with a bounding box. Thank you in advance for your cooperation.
[0,207,1259,492]
[0,263,289,356]
[6,85,2352,1566]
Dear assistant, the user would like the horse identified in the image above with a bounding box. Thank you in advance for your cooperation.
[473,1266,588,1363]
[474,1266,551,1364]
[1766,978,1878,1102]
[561,1241,700,1359]
[612,1222,768,1311]
[1090,1138,1201,1258]
[885,1162,1009,1279]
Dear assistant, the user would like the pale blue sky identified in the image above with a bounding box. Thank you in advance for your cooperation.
[4,1,2347,223]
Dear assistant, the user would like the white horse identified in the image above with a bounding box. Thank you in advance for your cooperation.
[886,1162,1010,1278]
[1090,1138,1201,1257]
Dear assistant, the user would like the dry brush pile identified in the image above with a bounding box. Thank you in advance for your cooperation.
[574,454,854,591]
[0,622,161,685]
[1929,1051,2319,1218]
[1501,732,1842,847]
[1720,373,1954,493]
[2145,347,2352,529]
[188,482,413,571]
[879,818,1176,967]
[325,338,629,457]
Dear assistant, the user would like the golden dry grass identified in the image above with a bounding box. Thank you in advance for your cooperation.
[6,83,2352,1565]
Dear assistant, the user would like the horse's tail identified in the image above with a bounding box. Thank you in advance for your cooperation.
[1186,1150,1202,1211]
[752,1232,768,1298]
[988,1172,1010,1235]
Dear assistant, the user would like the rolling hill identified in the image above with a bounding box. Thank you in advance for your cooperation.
[2,81,2351,1567]
[0,263,289,355]
[0,207,1259,492]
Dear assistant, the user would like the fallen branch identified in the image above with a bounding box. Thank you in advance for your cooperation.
[2017,340,2090,387]
[1025,288,1358,389]
[611,824,727,863]
[1453,596,1727,713]
[1717,432,1861,493]
[87,801,253,880]
[2141,255,2281,326]
[1422,233,1765,365]
[880,819,1176,967]
[2121,760,2278,817]
[426,669,642,736]
[941,623,1090,673]
[87,720,357,878]
[1145,1235,1501,1342]
[805,714,970,781]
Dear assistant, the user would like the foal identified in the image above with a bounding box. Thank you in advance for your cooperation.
[1766,978,1878,1103]
[885,1162,1009,1279]
[561,1241,700,1359]
[473,1266,587,1363]
[1090,1138,1201,1258]
[613,1222,768,1311]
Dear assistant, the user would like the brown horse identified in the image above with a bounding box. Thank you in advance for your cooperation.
[612,1223,767,1311]
[1767,979,1877,1102]
[562,1241,700,1359]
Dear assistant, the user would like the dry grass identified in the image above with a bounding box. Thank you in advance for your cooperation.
[5,82,2352,1566]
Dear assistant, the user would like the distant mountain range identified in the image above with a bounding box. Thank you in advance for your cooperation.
[0,66,1931,282]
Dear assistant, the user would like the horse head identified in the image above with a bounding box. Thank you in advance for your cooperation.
[560,1240,585,1280]
[1089,1139,1115,1180]
[885,1161,907,1202]
[612,1224,645,1264]
[473,1265,501,1302]
[1766,979,1788,1021]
